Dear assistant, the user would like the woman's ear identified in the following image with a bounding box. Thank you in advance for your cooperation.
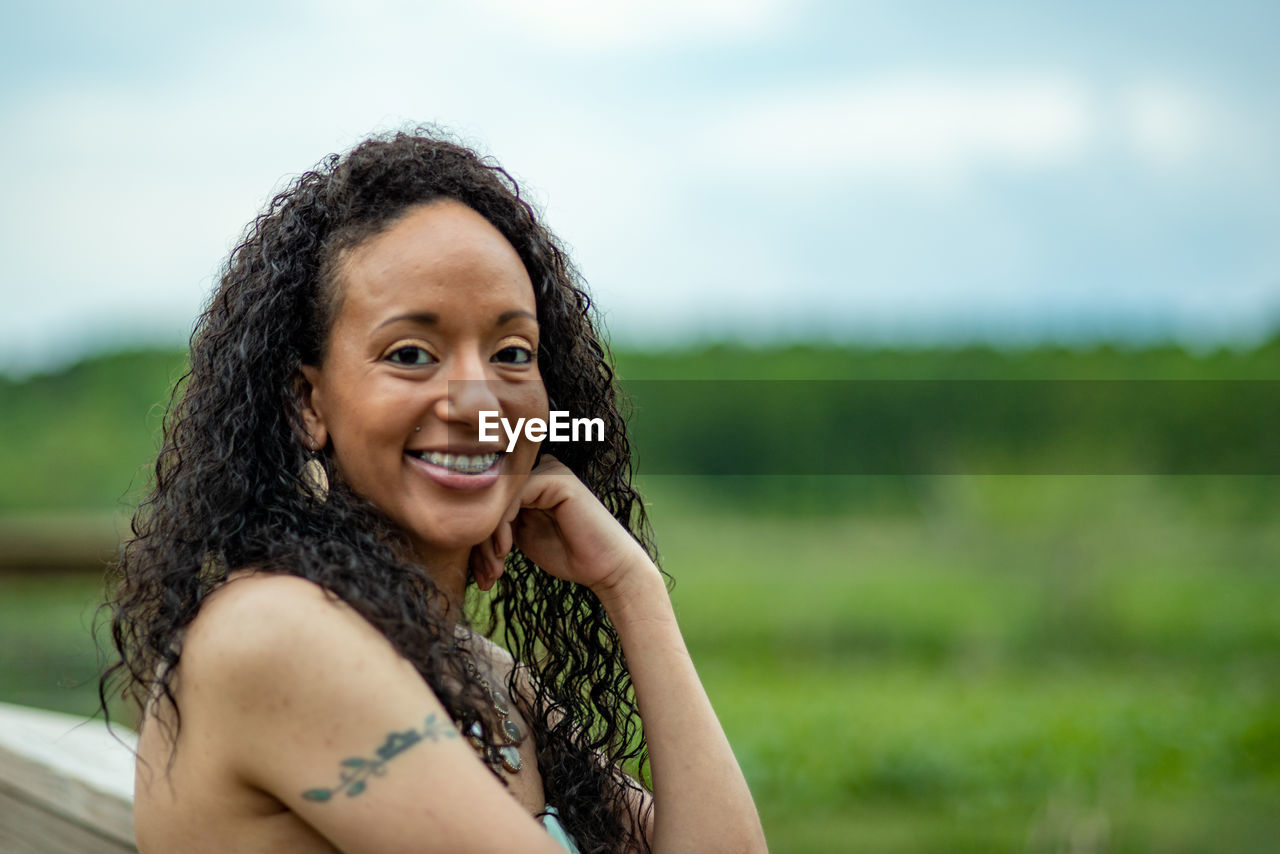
[296,366,329,451]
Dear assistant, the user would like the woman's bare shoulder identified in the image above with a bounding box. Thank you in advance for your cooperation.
[179,571,401,713]
[189,570,364,639]
[194,569,343,624]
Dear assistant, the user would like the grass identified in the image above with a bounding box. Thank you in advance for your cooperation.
[643,475,1280,851]
[2,474,1277,852]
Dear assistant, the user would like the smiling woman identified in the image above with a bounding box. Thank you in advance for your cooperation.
[99,129,766,854]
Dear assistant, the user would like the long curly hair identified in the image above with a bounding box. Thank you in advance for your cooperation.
[100,128,655,854]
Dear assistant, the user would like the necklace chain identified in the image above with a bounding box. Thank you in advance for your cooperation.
[463,658,523,774]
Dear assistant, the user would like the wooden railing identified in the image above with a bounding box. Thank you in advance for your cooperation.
[0,702,137,853]
[0,513,123,575]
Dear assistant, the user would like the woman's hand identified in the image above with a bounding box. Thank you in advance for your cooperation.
[471,456,768,854]
[469,455,654,595]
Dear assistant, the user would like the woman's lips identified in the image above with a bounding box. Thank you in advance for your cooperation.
[404,449,503,491]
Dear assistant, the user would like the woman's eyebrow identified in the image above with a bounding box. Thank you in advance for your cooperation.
[496,310,537,326]
[374,309,534,331]
[376,311,439,330]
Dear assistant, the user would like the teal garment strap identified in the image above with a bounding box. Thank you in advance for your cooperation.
[540,805,582,854]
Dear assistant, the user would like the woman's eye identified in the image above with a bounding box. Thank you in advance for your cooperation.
[493,346,534,365]
[387,346,434,366]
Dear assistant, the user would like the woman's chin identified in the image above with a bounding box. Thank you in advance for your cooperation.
[404,524,499,564]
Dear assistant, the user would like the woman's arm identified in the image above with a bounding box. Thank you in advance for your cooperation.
[481,456,768,854]
[178,573,570,854]
[595,563,764,854]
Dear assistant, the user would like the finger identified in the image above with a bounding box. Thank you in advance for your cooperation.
[532,453,568,474]
[470,542,492,591]
[494,519,513,558]
[478,536,503,591]
[502,492,522,525]
[481,540,499,594]
[513,466,575,513]
[468,545,488,589]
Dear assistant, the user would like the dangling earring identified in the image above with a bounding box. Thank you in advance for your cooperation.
[301,453,329,502]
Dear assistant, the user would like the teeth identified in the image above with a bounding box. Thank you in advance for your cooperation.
[412,450,500,474]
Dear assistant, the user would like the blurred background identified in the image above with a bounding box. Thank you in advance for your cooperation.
[2,1,1277,851]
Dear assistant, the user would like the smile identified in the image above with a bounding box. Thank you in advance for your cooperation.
[405,450,503,475]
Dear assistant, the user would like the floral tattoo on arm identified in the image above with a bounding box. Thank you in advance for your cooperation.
[302,713,458,802]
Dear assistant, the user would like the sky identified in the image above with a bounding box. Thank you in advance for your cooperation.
[2,0,1278,373]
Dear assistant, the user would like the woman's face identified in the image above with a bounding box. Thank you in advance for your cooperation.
[300,200,548,565]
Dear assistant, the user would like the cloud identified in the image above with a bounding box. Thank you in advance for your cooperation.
[699,70,1280,201]
[1122,83,1209,169]
[702,74,1096,190]
[1115,80,1272,186]
[472,0,789,50]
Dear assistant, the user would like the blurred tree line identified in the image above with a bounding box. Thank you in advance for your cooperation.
[1,337,1276,513]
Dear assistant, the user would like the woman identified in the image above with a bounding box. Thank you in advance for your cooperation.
[101,129,766,854]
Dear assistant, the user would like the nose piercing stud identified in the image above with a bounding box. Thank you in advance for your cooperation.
[415,426,421,432]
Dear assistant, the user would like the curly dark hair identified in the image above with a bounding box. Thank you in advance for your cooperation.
[100,127,656,854]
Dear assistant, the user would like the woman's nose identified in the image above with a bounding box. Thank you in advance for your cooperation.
[433,352,501,424]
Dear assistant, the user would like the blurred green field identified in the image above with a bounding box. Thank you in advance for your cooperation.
[3,474,1277,852]
[643,475,1279,852]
